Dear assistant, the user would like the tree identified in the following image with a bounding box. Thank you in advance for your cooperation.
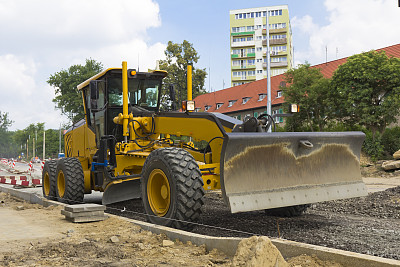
[0,111,15,158]
[48,59,103,123]
[331,51,400,137]
[281,63,332,131]
[159,40,207,110]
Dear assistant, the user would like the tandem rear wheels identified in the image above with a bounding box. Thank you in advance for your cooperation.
[42,158,85,204]
[141,147,205,230]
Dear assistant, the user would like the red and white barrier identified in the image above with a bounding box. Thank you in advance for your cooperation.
[41,161,45,171]
[0,159,43,187]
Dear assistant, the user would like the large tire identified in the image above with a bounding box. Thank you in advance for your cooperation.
[55,158,85,204]
[42,160,57,200]
[141,147,205,230]
[265,204,309,217]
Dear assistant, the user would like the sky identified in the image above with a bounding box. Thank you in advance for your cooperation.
[0,0,399,130]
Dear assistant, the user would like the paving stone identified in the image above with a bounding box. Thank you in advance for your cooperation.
[61,209,104,218]
[64,203,106,212]
[66,215,108,223]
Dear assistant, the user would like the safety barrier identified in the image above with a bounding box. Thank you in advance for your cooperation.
[0,159,42,187]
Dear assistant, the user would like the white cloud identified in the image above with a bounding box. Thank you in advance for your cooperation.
[0,0,165,130]
[292,0,400,66]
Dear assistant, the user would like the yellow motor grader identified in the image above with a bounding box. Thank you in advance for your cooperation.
[42,61,367,229]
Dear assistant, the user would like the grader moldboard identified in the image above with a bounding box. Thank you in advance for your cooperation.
[42,61,367,230]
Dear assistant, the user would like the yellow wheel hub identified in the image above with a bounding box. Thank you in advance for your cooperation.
[57,170,65,198]
[147,169,171,216]
[43,172,50,196]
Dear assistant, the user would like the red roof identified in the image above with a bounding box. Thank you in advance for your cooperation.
[194,43,400,113]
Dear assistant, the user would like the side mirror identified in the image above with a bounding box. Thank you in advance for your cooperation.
[90,81,99,100]
[89,81,99,110]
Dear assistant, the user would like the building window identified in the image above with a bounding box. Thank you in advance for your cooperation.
[256,47,262,52]
[247,48,255,53]
[247,37,253,41]
[273,109,284,123]
[228,100,237,107]
[247,59,255,65]
[256,36,262,40]
[242,97,251,104]
[216,103,223,109]
[204,105,211,111]
[254,112,258,117]
[246,26,254,31]
[257,70,263,74]
[258,94,266,101]
[277,91,282,98]
[271,56,287,62]
[269,23,286,30]
[270,34,287,40]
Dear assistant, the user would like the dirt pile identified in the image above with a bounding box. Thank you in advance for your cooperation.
[232,236,287,267]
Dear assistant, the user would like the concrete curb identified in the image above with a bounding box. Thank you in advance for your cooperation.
[0,184,399,267]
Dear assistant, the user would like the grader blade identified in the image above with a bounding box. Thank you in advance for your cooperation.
[220,132,367,213]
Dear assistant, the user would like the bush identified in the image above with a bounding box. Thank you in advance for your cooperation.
[381,127,400,157]
[362,131,384,162]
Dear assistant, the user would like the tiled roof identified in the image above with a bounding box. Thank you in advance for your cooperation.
[194,43,400,113]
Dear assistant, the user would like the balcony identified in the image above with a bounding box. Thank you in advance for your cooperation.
[231,31,255,36]
[231,53,255,58]
[232,64,256,70]
[231,40,255,47]
[271,62,288,67]
[232,76,255,81]
[262,28,287,35]
[263,51,287,57]
[263,62,288,68]
[262,38,287,46]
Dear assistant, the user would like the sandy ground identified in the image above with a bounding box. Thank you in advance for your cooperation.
[0,192,343,267]
[0,159,397,266]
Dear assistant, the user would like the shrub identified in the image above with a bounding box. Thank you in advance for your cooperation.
[381,127,400,157]
[362,131,384,161]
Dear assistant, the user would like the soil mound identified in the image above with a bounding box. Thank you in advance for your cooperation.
[232,236,288,267]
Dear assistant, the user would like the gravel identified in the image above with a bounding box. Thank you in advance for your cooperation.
[106,186,400,260]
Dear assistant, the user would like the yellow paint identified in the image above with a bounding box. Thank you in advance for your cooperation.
[187,64,192,101]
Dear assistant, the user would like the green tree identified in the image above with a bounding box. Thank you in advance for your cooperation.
[159,40,207,110]
[48,59,103,123]
[331,51,400,137]
[0,111,16,158]
[281,63,332,131]
[12,123,63,159]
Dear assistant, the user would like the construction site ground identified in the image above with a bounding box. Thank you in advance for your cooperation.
[1,158,400,266]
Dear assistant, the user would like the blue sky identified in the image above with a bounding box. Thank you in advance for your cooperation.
[0,0,399,130]
[149,0,329,92]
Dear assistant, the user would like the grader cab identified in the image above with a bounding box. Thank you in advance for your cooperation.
[42,61,367,229]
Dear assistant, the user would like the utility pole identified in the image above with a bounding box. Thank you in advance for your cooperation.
[266,9,272,132]
[33,138,35,159]
[59,124,62,154]
[26,139,28,160]
[43,130,45,160]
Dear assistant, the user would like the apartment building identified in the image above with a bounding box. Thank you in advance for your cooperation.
[230,5,293,86]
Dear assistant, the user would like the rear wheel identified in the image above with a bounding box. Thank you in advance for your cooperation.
[141,147,205,230]
[265,204,309,217]
[55,158,84,204]
[42,160,57,200]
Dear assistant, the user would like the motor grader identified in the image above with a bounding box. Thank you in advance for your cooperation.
[42,61,367,229]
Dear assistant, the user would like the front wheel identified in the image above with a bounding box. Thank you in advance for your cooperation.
[141,147,205,230]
